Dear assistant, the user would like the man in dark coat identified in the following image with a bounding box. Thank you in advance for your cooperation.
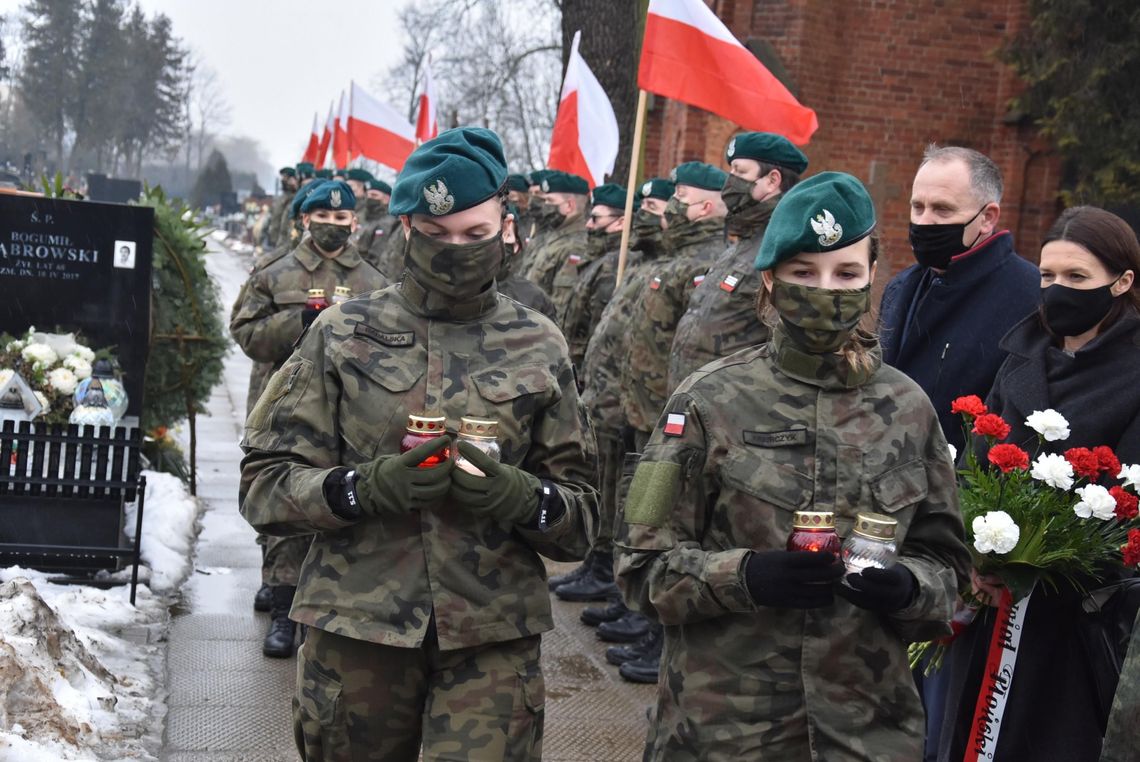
[879,145,1040,762]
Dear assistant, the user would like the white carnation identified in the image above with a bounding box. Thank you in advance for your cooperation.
[948,444,958,464]
[47,367,78,395]
[70,345,95,363]
[1030,452,1075,491]
[5,340,24,352]
[972,511,1021,554]
[1025,409,1071,442]
[1118,464,1140,491]
[1073,484,1117,521]
[21,343,58,369]
[63,355,92,380]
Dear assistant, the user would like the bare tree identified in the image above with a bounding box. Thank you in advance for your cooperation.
[190,63,231,171]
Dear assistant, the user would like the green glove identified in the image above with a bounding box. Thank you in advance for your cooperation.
[450,440,542,523]
[356,436,454,515]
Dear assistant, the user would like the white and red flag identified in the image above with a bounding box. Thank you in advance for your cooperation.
[332,91,351,168]
[301,112,320,164]
[547,30,619,187]
[316,101,334,167]
[348,81,416,171]
[415,57,439,144]
[638,0,818,145]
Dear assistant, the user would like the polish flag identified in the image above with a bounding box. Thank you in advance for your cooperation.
[348,81,416,171]
[415,58,439,144]
[316,101,334,167]
[639,0,818,145]
[332,91,350,168]
[547,31,618,187]
[301,112,320,164]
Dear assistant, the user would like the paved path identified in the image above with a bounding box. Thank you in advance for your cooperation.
[159,239,654,760]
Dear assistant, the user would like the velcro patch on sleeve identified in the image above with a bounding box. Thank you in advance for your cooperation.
[623,461,681,528]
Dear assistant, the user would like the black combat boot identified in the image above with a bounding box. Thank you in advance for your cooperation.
[597,609,651,643]
[580,594,626,626]
[606,623,656,666]
[262,585,298,658]
[554,550,618,602]
[253,583,272,613]
[548,552,594,591]
[618,623,663,683]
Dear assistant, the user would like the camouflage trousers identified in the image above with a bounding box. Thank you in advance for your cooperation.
[590,430,624,552]
[294,625,544,761]
[264,534,312,587]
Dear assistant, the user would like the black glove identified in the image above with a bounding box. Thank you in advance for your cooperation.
[449,440,542,524]
[355,436,454,516]
[836,565,917,613]
[301,308,321,328]
[744,550,845,609]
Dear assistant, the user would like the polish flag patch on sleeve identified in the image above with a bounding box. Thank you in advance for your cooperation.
[693,274,706,286]
[720,274,740,292]
[649,276,662,290]
[663,413,686,437]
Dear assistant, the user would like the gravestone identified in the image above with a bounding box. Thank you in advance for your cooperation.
[85,173,143,205]
[0,194,154,418]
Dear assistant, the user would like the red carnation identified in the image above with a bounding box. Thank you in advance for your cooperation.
[988,444,1030,473]
[972,414,1012,441]
[1123,529,1140,567]
[1064,447,1102,480]
[1094,446,1121,477]
[1111,486,1139,521]
[951,395,988,418]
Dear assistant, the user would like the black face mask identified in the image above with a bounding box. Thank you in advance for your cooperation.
[908,207,985,269]
[1040,281,1119,337]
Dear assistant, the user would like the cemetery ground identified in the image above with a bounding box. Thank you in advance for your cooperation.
[0,236,654,761]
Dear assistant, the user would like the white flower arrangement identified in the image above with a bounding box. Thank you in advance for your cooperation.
[1,327,110,424]
[47,367,78,396]
[1119,464,1140,491]
[972,511,1021,554]
[1030,452,1075,491]
[70,345,95,363]
[1025,409,1071,442]
[21,343,58,369]
[63,355,93,380]
[1073,484,1118,521]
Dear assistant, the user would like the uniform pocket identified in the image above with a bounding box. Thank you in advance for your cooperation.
[337,336,426,461]
[716,449,814,551]
[470,364,553,461]
[247,358,311,434]
[869,459,928,544]
[294,646,352,762]
[505,663,545,762]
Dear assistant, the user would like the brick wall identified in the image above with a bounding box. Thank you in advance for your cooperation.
[642,0,1064,278]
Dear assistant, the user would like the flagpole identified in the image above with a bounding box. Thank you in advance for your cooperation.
[615,88,648,286]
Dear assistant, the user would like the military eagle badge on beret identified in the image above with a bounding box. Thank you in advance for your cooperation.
[330,189,342,209]
[423,179,454,215]
[810,209,843,247]
[541,179,550,193]
[727,138,736,158]
[642,181,652,196]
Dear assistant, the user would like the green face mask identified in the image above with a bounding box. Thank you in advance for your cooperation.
[663,197,691,231]
[769,279,871,354]
[365,198,388,218]
[309,222,352,253]
[535,202,566,230]
[404,227,503,299]
[586,228,611,257]
[721,174,759,216]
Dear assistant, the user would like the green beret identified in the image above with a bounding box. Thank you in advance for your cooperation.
[389,127,508,217]
[346,168,374,183]
[334,167,347,175]
[506,174,530,193]
[299,179,357,214]
[526,169,553,188]
[540,170,589,196]
[589,183,627,211]
[725,132,809,174]
[753,171,876,271]
[279,166,297,177]
[295,162,315,179]
[290,181,322,219]
[368,179,392,194]
[315,168,333,179]
[637,177,675,202]
[670,161,728,191]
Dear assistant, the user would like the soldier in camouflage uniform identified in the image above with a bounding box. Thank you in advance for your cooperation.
[231,180,387,658]
[343,168,375,226]
[552,182,626,340]
[499,203,558,321]
[350,179,403,274]
[669,133,808,390]
[276,163,316,248]
[620,161,728,454]
[555,180,673,635]
[522,170,589,294]
[519,169,556,254]
[616,172,969,761]
[266,167,298,249]
[239,128,597,760]
[506,173,534,244]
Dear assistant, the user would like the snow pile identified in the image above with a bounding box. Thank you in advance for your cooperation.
[0,471,202,760]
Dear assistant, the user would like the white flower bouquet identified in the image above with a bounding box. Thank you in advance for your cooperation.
[0,327,111,425]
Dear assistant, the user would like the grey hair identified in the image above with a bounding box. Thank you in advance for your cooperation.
[920,144,1004,205]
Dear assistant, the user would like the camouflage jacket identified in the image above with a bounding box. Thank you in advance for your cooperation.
[620,217,725,433]
[239,278,599,650]
[524,213,587,295]
[560,239,621,374]
[668,202,776,390]
[229,239,387,403]
[266,191,294,248]
[580,242,663,434]
[499,275,558,322]
[616,326,969,760]
[549,231,613,324]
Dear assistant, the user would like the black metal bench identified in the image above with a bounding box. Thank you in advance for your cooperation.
[0,420,147,604]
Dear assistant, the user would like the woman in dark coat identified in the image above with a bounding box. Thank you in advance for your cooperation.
[939,206,1140,762]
